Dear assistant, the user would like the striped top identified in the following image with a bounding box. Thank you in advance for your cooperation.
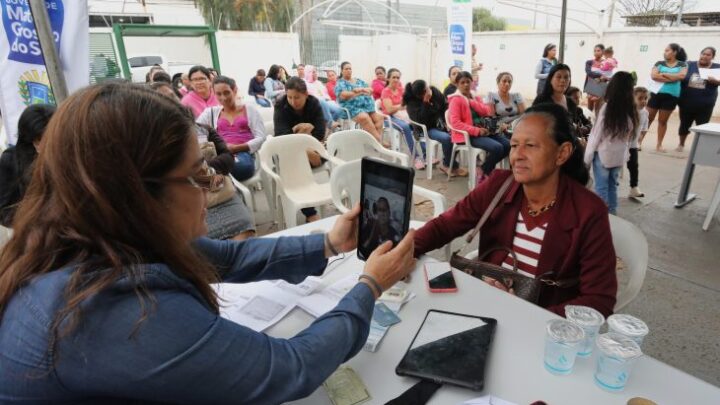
[501,211,549,277]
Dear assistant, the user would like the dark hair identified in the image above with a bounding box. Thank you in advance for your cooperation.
[213,75,237,90]
[150,81,179,100]
[565,86,581,97]
[668,43,687,62]
[403,79,428,105]
[496,71,513,83]
[340,61,351,71]
[14,104,56,196]
[702,46,716,58]
[538,63,572,101]
[448,65,460,78]
[0,83,220,365]
[188,65,211,80]
[256,69,266,76]
[519,103,589,185]
[297,64,305,68]
[543,43,557,58]
[602,71,638,140]
[171,73,183,90]
[151,71,171,84]
[267,64,281,80]
[455,71,473,84]
[386,68,400,87]
[375,66,386,74]
[285,76,308,93]
[594,44,605,52]
[633,86,649,96]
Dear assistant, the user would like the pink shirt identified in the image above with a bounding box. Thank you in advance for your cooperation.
[326,80,337,101]
[216,114,254,146]
[181,91,220,118]
[371,79,386,100]
[380,86,404,115]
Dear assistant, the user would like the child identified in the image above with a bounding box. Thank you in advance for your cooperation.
[629,87,649,198]
[600,47,618,78]
[584,72,638,215]
[566,86,592,138]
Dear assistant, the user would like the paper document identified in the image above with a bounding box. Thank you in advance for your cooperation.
[323,366,371,405]
[297,273,361,318]
[647,79,663,94]
[699,68,720,80]
[461,396,518,405]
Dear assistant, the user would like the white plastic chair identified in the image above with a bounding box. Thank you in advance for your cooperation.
[259,134,342,229]
[702,178,720,231]
[326,129,409,167]
[406,119,442,180]
[444,110,487,190]
[609,215,648,311]
[374,99,406,154]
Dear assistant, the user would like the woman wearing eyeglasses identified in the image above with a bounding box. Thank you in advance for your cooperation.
[0,83,418,403]
[181,65,220,118]
[487,71,526,136]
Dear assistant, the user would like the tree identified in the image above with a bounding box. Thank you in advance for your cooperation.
[194,0,295,32]
[617,0,696,27]
[472,7,506,32]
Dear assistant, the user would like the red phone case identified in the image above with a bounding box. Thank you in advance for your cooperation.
[424,265,458,293]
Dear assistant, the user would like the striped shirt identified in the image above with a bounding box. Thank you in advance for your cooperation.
[501,211,548,277]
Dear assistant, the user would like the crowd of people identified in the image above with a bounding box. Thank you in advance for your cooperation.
[0,39,717,403]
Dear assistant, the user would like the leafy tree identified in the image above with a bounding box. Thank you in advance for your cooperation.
[473,7,506,32]
[194,0,295,32]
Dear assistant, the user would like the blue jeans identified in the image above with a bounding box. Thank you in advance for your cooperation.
[468,134,511,175]
[592,153,621,214]
[320,100,344,126]
[428,128,456,168]
[255,96,271,108]
[231,152,256,182]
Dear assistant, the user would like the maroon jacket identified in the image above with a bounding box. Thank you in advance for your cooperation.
[415,170,617,317]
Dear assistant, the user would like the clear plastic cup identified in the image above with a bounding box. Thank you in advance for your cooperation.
[594,332,643,392]
[543,319,585,376]
[565,305,605,357]
[607,314,649,347]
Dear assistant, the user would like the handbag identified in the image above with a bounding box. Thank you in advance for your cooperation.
[584,78,608,98]
[200,141,237,209]
[449,176,579,303]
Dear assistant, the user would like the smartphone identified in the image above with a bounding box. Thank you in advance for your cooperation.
[357,157,414,261]
[424,262,458,293]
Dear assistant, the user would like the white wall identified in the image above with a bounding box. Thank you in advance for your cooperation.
[216,31,300,98]
[339,34,432,84]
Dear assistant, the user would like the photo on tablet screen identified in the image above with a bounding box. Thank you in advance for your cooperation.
[358,158,413,261]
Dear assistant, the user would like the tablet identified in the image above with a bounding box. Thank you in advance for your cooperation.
[395,310,497,391]
[357,157,414,261]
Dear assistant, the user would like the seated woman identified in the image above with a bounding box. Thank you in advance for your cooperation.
[443,65,461,97]
[248,69,271,108]
[0,104,55,227]
[381,68,425,169]
[403,80,466,177]
[0,82,418,403]
[487,72,526,135]
[448,71,510,184]
[196,76,266,183]
[335,61,386,144]
[154,81,256,241]
[414,103,617,317]
[181,65,219,118]
[273,77,329,223]
[533,64,579,114]
[304,65,344,129]
[264,64,286,104]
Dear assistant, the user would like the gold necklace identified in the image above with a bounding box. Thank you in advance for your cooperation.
[528,199,556,217]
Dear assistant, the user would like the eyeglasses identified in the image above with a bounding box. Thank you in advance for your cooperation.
[145,161,223,192]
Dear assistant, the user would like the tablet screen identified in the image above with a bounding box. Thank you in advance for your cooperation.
[396,310,496,391]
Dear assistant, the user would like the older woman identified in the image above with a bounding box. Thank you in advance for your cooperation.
[304,65,343,128]
[448,71,510,183]
[335,61,385,143]
[0,83,417,402]
[196,76,266,183]
[488,71,526,133]
[677,46,719,152]
[181,65,220,117]
[414,103,617,317]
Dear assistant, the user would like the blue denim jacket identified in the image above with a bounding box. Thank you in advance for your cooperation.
[0,235,375,404]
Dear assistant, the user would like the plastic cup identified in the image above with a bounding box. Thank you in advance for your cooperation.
[594,332,643,392]
[565,305,605,357]
[543,319,585,376]
[607,314,649,347]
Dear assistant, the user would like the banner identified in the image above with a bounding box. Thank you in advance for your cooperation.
[0,0,88,145]
[447,0,473,72]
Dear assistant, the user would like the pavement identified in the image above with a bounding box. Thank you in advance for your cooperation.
[253,113,720,388]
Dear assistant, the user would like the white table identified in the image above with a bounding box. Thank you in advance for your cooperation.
[675,123,720,230]
[264,217,720,404]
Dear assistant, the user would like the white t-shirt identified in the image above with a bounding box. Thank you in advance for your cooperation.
[630,108,649,149]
